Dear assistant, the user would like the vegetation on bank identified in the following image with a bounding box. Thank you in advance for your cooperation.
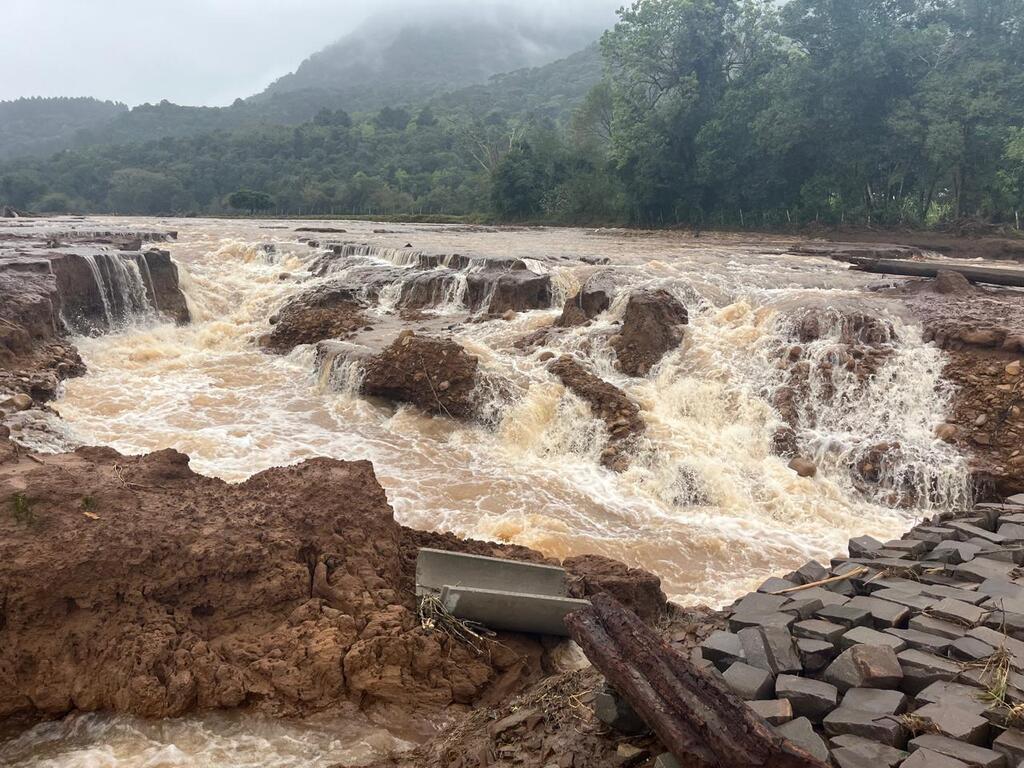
[1,0,1023,230]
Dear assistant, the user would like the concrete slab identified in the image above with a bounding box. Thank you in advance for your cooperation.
[439,585,588,636]
[416,548,568,598]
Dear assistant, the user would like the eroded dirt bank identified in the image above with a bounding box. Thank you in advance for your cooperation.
[0,436,665,734]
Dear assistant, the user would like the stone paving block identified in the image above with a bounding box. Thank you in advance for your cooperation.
[883,539,935,556]
[998,523,1024,542]
[842,688,908,715]
[968,626,1024,666]
[908,734,1007,768]
[993,728,1024,766]
[874,550,914,560]
[724,661,775,700]
[823,706,906,747]
[699,630,745,668]
[953,557,1016,583]
[840,626,908,652]
[797,637,836,672]
[794,560,830,584]
[897,649,961,694]
[885,627,954,655]
[1006,493,1024,505]
[796,585,851,607]
[747,698,792,725]
[825,644,903,692]
[900,749,970,768]
[775,674,839,720]
[782,597,824,620]
[975,546,1022,564]
[849,557,926,574]
[873,588,937,612]
[927,541,982,564]
[850,535,885,558]
[829,735,907,767]
[738,625,801,675]
[847,596,911,629]
[776,716,831,763]
[734,592,790,614]
[817,603,872,628]
[794,619,847,646]
[908,614,967,640]
[906,525,956,544]
[949,520,1002,539]
[728,611,796,632]
[980,579,1024,600]
[950,635,997,661]
[918,582,987,605]
[960,666,1024,707]
[931,597,990,627]
[758,576,799,594]
[914,680,987,708]
[913,700,990,745]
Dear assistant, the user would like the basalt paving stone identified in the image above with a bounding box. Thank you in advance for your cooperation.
[782,598,825,620]
[927,541,982,564]
[874,550,914,560]
[775,717,831,764]
[847,596,911,630]
[849,558,925,574]
[931,597,991,627]
[949,635,997,661]
[817,604,873,629]
[883,539,935,556]
[728,611,796,632]
[733,592,790,614]
[914,680,987,708]
[823,707,906,747]
[973,546,1024,565]
[993,728,1024,766]
[700,630,745,668]
[850,536,885,558]
[841,688,908,715]
[829,735,908,767]
[921,572,987,588]
[724,662,775,700]
[775,674,839,720]
[912,700,991,745]
[872,588,938,612]
[917,583,987,605]
[885,628,954,655]
[906,526,957,544]
[998,523,1024,542]
[1001,513,1024,525]
[738,626,802,675]
[900,749,971,768]
[960,666,1024,705]
[983,610,1024,638]
[968,626,1024,665]
[794,586,852,607]
[797,638,837,672]
[948,522,1008,544]
[794,560,830,584]
[908,615,968,640]
[953,557,1016,583]
[794,619,848,645]
[979,579,1024,600]
[840,626,909,652]
[824,644,904,692]
[758,576,799,594]
[747,698,793,725]
[908,734,1007,768]
[863,576,927,594]
[897,649,961,694]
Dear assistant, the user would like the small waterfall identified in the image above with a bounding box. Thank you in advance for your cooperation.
[78,252,159,331]
[81,253,113,328]
[138,256,161,313]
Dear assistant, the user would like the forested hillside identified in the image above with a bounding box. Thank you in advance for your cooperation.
[2,0,1023,229]
[0,97,127,160]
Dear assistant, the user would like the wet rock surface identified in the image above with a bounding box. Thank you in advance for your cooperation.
[611,289,689,376]
[547,355,646,471]
[260,281,367,353]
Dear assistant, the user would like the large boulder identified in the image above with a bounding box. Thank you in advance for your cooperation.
[361,332,480,418]
[548,355,646,471]
[260,282,366,353]
[611,289,689,376]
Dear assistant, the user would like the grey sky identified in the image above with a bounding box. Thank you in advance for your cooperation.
[1,0,619,107]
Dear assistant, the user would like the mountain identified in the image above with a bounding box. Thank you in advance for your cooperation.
[257,8,606,113]
[0,9,604,161]
[0,97,128,161]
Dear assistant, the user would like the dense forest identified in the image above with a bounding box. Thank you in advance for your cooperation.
[2,0,1023,228]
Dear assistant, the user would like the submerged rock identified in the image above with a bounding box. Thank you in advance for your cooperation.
[611,289,689,376]
[260,281,366,353]
[361,332,480,418]
[548,355,645,471]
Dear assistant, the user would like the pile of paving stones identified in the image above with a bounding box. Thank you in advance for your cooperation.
[690,493,1024,767]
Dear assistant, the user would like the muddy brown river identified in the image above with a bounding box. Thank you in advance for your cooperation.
[3,216,974,766]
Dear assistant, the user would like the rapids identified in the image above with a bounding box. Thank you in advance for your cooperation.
[5,215,973,767]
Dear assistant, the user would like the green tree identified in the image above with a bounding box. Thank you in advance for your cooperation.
[227,189,275,214]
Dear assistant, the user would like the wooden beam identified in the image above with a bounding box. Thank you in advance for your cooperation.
[846,258,1024,288]
[566,594,829,768]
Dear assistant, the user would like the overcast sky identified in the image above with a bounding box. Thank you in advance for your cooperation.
[1,0,619,107]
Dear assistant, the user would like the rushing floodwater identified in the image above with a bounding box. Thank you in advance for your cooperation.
[4,216,974,767]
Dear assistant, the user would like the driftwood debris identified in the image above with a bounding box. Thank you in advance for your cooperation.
[845,257,1024,288]
[565,594,829,768]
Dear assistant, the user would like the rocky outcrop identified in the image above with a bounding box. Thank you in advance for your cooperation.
[139,249,190,325]
[548,355,646,472]
[260,282,366,353]
[361,332,481,418]
[611,289,689,376]
[0,442,668,727]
